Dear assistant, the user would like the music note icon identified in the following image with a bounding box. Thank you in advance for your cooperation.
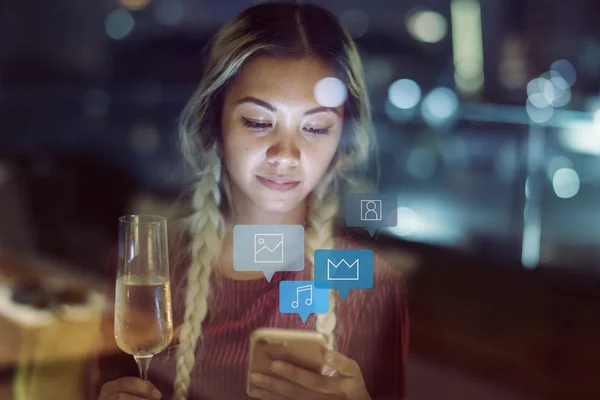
[279,281,329,322]
[291,284,313,308]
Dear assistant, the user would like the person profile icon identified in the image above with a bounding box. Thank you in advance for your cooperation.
[345,194,398,237]
[360,200,382,221]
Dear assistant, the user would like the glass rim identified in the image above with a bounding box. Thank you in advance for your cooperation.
[119,214,167,224]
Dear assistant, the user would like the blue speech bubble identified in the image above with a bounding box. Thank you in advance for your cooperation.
[313,249,374,300]
[233,225,305,281]
[279,281,329,323]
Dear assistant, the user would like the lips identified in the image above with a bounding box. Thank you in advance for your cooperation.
[257,175,300,192]
[261,176,298,184]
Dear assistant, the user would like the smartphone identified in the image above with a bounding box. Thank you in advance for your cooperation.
[246,328,328,397]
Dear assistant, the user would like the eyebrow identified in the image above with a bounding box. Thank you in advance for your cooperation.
[236,96,340,116]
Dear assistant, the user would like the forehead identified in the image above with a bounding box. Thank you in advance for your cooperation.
[227,55,339,103]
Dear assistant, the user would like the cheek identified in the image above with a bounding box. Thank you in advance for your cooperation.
[224,135,263,174]
[304,139,339,178]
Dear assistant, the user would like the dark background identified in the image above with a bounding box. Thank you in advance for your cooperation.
[1,0,600,399]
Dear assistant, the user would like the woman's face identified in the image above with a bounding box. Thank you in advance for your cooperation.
[221,55,345,214]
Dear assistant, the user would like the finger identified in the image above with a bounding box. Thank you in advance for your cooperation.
[100,377,161,399]
[250,373,317,400]
[270,361,335,394]
[323,350,360,377]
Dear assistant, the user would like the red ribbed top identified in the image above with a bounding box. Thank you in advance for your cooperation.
[89,235,409,400]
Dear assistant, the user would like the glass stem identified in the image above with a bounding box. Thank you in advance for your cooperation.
[134,355,153,380]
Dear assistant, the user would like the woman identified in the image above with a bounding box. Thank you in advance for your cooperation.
[92,2,408,399]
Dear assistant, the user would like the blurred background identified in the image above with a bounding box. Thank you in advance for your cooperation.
[1,0,600,399]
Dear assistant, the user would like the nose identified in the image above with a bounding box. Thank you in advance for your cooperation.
[266,132,300,168]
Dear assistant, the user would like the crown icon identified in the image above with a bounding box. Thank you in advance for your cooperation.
[327,258,359,281]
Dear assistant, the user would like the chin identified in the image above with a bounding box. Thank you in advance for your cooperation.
[251,185,308,215]
[255,196,302,214]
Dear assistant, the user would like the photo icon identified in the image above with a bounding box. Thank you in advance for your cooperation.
[233,225,304,281]
[254,233,284,263]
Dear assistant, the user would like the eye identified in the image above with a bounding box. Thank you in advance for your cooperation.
[303,126,331,135]
[241,117,272,131]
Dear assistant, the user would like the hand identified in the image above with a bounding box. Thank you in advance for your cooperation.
[98,377,162,400]
[249,350,372,400]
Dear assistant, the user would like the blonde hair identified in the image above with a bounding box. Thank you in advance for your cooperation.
[173,3,373,399]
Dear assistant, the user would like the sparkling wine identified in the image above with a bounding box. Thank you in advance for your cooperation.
[115,275,173,357]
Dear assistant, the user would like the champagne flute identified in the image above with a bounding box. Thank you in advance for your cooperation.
[114,215,173,380]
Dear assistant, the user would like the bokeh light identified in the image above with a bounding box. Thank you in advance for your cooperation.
[525,177,531,199]
[526,77,541,96]
[339,9,369,39]
[394,207,421,236]
[528,92,551,109]
[451,0,484,94]
[406,10,448,44]
[546,75,571,107]
[559,121,600,155]
[119,0,151,11]
[594,110,600,134]
[552,168,580,199]
[546,155,573,180]
[105,9,135,40]
[421,87,459,126]
[526,72,571,123]
[499,37,527,89]
[527,77,549,100]
[388,79,422,110]
[526,98,554,124]
[532,72,571,108]
[550,59,577,87]
[313,77,347,108]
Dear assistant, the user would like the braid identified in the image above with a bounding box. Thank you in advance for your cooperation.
[173,151,225,400]
[305,187,339,349]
